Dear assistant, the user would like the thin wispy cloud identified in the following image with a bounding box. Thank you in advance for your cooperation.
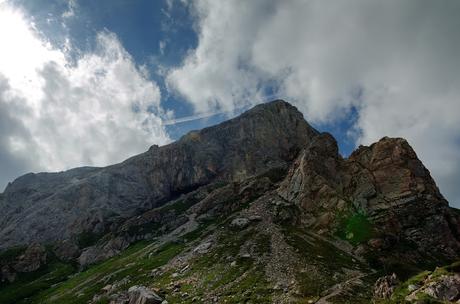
[167,0,460,205]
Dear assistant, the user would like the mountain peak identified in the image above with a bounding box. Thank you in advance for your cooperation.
[179,99,316,143]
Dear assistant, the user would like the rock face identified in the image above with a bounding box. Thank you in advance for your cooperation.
[12,243,47,273]
[0,243,47,283]
[345,138,460,262]
[0,100,317,249]
[278,134,460,264]
[78,236,129,267]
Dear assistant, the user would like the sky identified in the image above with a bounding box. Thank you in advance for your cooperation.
[0,0,459,207]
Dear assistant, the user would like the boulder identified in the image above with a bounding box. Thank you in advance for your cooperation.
[193,241,212,254]
[1,265,16,283]
[127,285,163,304]
[109,292,129,304]
[373,273,399,299]
[13,243,47,273]
[109,285,163,304]
[230,217,250,229]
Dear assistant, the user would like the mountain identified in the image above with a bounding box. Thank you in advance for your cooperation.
[0,100,316,248]
[0,100,459,303]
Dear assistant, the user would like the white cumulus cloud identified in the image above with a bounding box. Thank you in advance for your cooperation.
[0,2,170,190]
[167,0,460,206]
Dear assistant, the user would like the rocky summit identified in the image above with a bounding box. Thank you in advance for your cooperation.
[0,100,459,304]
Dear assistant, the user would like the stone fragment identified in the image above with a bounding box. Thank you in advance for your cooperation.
[127,285,163,304]
[230,217,250,229]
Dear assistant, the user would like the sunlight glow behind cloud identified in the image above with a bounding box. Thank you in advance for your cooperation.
[0,2,170,189]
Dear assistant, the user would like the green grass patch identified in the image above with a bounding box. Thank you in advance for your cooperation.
[336,211,374,245]
[0,261,76,304]
[220,266,272,303]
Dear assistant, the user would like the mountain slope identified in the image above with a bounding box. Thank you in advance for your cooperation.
[0,100,317,249]
[0,100,459,303]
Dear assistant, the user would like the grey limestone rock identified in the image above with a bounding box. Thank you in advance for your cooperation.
[0,100,317,249]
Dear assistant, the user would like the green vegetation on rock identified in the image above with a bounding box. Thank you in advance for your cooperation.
[336,210,374,245]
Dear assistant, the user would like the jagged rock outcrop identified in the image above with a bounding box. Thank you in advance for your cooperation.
[345,138,460,264]
[0,100,317,249]
[78,236,131,267]
[373,273,399,299]
[278,133,460,264]
[277,132,343,229]
[0,243,47,283]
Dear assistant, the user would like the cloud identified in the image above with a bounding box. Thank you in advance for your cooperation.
[62,0,77,19]
[167,0,460,206]
[166,1,277,113]
[0,2,170,190]
[0,76,40,188]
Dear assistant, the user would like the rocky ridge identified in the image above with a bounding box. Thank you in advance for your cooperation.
[0,100,316,249]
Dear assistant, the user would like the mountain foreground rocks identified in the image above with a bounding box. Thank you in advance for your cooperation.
[0,100,459,303]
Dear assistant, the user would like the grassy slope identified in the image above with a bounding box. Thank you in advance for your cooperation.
[0,220,378,303]
[0,213,382,304]
[9,235,453,304]
[24,222,272,304]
